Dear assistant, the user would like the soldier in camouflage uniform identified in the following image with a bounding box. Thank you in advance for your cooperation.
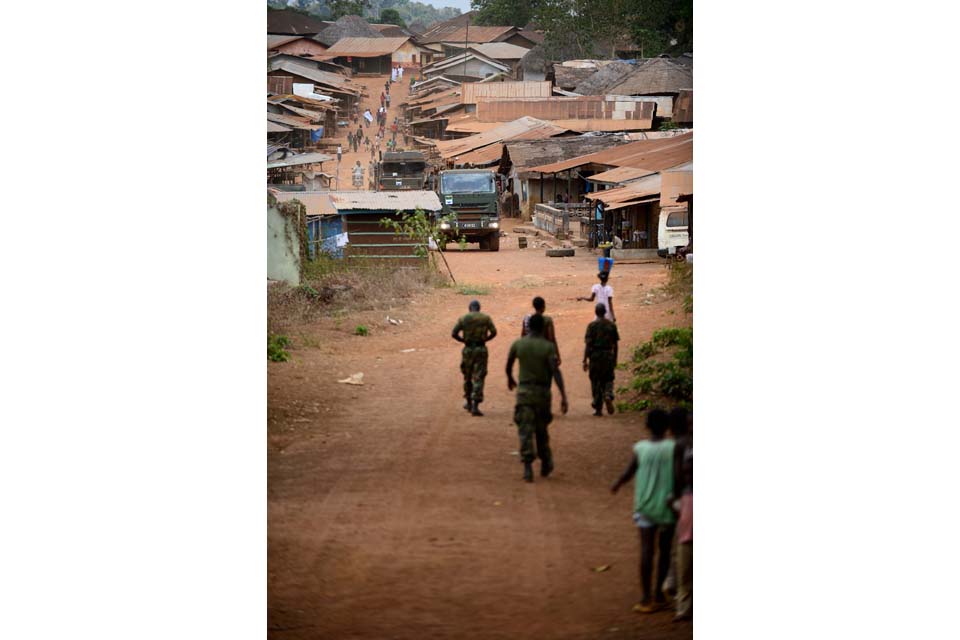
[452,300,498,416]
[506,313,569,483]
[583,302,621,416]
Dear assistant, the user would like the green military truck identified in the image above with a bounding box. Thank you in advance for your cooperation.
[437,169,501,251]
[374,151,428,191]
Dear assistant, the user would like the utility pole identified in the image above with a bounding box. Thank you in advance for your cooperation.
[463,14,469,81]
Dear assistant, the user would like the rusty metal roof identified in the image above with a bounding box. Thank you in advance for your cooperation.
[268,120,292,133]
[418,24,515,44]
[270,190,337,216]
[587,166,656,184]
[436,116,569,160]
[324,37,411,57]
[268,58,357,93]
[329,190,442,212]
[461,80,552,104]
[528,132,692,173]
[585,173,663,205]
[267,152,335,170]
[266,111,322,131]
[268,35,304,50]
[453,143,505,167]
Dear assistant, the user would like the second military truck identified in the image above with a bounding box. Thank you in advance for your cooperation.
[374,151,428,191]
[437,169,501,251]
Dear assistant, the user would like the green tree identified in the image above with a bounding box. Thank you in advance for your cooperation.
[626,0,692,56]
[379,7,406,26]
[328,0,370,19]
[471,0,541,27]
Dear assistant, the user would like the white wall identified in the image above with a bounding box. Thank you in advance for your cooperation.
[267,203,301,285]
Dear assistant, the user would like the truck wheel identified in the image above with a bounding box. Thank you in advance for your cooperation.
[489,233,500,252]
[479,237,489,251]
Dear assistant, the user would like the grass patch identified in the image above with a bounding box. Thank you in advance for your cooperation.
[269,257,448,334]
[662,261,692,314]
[457,284,490,296]
[268,334,291,362]
[354,324,369,336]
[616,327,692,413]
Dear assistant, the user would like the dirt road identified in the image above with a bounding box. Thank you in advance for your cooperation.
[329,73,413,190]
[268,221,691,639]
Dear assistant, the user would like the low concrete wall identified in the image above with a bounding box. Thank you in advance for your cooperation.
[611,248,660,260]
[267,203,301,285]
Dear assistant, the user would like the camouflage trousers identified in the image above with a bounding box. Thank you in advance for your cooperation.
[514,386,553,465]
[589,353,616,410]
[460,345,488,402]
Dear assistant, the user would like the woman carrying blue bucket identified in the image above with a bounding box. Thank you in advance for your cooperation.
[577,271,616,322]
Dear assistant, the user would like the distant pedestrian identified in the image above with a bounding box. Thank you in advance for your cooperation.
[583,302,620,416]
[452,300,497,416]
[506,313,569,483]
[386,93,391,107]
[380,92,385,108]
[399,65,404,80]
[577,271,615,322]
[521,296,560,365]
[336,144,342,163]
[610,408,676,613]
[347,132,354,150]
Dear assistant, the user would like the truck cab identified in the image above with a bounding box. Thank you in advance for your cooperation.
[437,169,501,251]
[657,204,689,260]
[375,151,427,191]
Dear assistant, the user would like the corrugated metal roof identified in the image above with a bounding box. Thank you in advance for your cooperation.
[270,190,337,216]
[267,152,335,169]
[268,58,356,92]
[324,37,410,57]
[475,95,656,125]
[268,120,292,133]
[586,173,662,205]
[452,42,531,60]
[606,57,693,96]
[587,166,656,184]
[504,135,629,174]
[266,111,322,131]
[461,80,552,104]
[453,143,504,166]
[418,24,515,44]
[528,132,692,173]
[436,116,569,159]
[329,190,442,212]
[423,51,509,75]
[268,35,304,50]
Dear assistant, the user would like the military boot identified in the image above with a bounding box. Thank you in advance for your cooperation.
[540,459,554,478]
[470,401,484,417]
[522,461,534,483]
[463,399,471,411]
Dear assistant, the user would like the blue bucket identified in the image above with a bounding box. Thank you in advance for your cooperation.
[598,256,614,273]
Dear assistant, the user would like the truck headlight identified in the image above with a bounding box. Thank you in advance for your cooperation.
[440,222,451,230]
[489,221,499,229]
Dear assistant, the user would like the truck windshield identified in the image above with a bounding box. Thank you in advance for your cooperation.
[441,173,495,194]
[382,162,426,177]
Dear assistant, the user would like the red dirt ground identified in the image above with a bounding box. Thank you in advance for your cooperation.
[268,216,692,639]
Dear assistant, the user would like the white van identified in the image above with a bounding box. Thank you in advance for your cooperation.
[657,204,689,259]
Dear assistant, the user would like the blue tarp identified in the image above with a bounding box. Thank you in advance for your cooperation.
[311,127,325,142]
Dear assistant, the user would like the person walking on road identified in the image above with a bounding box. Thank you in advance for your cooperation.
[506,313,569,483]
[336,144,342,164]
[583,302,620,416]
[577,271,615,322]
[452,300,497,417]
[521,296,561,365]
[610,409,676,613]
[347,132,354,153]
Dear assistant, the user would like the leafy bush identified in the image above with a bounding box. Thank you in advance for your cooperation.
[617,327,692,412]
[354,325,369,336]
[268,334,291,362]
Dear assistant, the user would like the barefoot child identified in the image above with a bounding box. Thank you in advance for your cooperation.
[610,408,676,612]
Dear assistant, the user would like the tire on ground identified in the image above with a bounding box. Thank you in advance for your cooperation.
[478,237,489,251]
[489,233,500,252]
[546,248,575,257]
